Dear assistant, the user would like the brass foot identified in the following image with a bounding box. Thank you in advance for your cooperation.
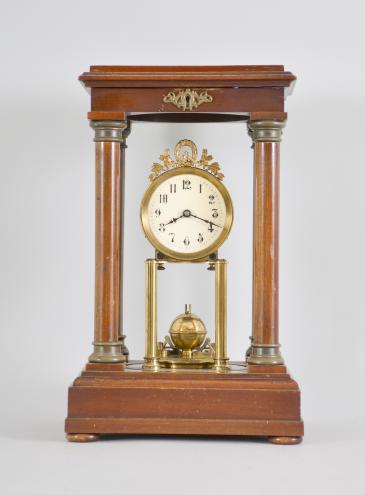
[268,436,302,445]
[66,433,100,443]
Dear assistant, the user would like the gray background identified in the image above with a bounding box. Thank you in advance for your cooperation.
[1,0,364,493]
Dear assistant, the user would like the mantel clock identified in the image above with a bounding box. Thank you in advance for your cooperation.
[65,65,303,445]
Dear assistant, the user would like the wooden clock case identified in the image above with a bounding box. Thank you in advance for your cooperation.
[65,66,303,445]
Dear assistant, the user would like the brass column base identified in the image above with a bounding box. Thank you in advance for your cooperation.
[88,342,126,363]
[214,359,230,372]
[143,357,160,371]
[246,344,284,365]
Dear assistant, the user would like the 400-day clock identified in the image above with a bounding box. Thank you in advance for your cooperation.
[141,140,233,261]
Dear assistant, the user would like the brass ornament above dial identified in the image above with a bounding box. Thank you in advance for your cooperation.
[140,140,233,261]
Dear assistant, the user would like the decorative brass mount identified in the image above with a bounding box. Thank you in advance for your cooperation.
[158,304,215,368]
[163,88,213,111]
[149,139,224,182]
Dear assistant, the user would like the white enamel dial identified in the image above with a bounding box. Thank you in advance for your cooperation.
[141,168,233,260]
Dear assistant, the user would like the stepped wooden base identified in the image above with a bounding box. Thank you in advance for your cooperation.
[65,362,303,443]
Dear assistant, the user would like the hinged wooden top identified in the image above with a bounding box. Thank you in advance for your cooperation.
[79,65,296,90]
[81,65,296,122]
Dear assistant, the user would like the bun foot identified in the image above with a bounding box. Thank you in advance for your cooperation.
[66,433,100,442]
[268,436,302,445]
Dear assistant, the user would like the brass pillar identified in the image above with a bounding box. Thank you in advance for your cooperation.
[88,121,127,363]
[247,120,285,365]
[144,259,160,370]
[214,259,229,370]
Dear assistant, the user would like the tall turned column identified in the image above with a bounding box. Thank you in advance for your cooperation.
[88,121,127,363]
[119,122,131,357]
[247,120,285,365]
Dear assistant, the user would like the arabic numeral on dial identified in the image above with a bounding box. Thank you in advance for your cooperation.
[154,208,161,217]
[184,236,190,246]
[209,194,215,204]
[212,208,219,218]
[169,183,177,193]
[182,180,191,190]
[199,184,202,193]
[158,223,165,232]
[160,194,168,203]
[197,233,204,243]
[169,233,175,243]
[208,224,214,233]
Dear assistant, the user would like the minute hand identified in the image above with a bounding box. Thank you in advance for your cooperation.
[190,213,222,229]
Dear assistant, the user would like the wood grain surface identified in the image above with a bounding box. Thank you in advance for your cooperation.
[65,365,303,438]
[252,142,280,345]
[94,142,121,343]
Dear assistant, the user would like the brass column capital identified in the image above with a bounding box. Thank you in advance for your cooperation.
[90,120,128,143]
[248,120,286,143]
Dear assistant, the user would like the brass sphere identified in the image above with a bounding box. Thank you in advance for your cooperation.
[169,304,207,352]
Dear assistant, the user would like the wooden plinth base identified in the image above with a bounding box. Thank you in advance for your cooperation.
[65,362,303,443]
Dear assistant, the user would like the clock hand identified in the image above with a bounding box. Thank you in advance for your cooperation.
[164,209,193,226]
[165,214,184,226]
[189,213,222,229]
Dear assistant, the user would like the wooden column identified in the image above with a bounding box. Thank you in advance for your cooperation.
[88,121,127,363]
[247,120,285,365]
[118,122,131,358]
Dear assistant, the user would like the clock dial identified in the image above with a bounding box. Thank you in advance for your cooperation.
[141,167,233,260]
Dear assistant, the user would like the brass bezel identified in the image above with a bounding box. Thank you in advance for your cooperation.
[140,167,233,261]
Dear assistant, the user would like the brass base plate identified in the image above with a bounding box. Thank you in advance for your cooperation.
[159,354,214,369]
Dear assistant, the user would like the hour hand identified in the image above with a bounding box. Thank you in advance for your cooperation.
[165,214,184,226]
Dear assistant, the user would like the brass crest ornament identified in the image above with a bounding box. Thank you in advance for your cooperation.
[163,89,213,111]
[149,139,224,182]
